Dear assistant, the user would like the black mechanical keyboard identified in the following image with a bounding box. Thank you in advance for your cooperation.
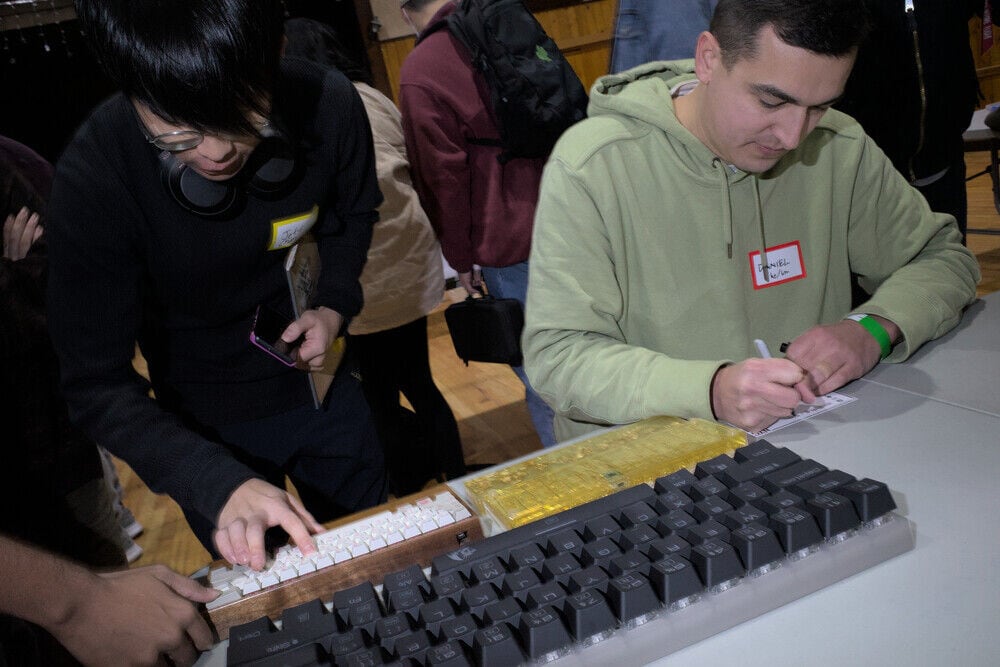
[221,439,914,666]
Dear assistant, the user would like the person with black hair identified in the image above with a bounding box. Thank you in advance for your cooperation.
[524,0,978,439]
[45,0,386,572]
[284,17,466,495]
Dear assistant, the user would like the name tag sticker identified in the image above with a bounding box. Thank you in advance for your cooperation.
[749,241,806,289]
[268,205,318,251]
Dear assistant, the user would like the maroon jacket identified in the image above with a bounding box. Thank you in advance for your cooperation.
[399,2,545,273]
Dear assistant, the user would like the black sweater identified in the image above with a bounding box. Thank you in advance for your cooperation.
[46,59,381,526]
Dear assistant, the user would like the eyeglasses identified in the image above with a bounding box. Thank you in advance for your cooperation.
[145,119,273,153]
[147,129,206,152]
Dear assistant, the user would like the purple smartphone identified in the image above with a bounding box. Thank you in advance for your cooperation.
[250,304,297,367]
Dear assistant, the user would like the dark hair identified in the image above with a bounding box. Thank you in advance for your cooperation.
[74,0,285,135]
[711,0,871,68]
[283,17,374,87]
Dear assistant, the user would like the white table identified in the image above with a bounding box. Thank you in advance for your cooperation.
[862,294,1000,417]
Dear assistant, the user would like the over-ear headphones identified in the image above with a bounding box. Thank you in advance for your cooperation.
[158,125,302,219]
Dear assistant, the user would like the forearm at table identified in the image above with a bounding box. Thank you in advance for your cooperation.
[526,326,723,426]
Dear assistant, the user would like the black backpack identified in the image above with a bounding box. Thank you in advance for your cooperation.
[424,0,589,163]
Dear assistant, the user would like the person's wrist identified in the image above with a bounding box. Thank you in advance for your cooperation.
[845,313,891,359]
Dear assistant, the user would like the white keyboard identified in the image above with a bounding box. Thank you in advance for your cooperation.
[206,491,474,610]
[200,488,484,641]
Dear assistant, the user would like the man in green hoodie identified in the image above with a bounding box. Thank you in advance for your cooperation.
[524,0,980,440]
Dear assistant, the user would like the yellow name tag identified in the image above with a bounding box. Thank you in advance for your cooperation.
[268,205,318,251]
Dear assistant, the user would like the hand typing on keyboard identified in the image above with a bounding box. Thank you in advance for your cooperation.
[214,478,325,571]
[221,441,911,666]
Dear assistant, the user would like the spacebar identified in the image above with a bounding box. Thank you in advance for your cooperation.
[432,484,656,574]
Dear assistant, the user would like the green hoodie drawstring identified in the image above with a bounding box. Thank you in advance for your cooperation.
[752,176,769,282]
[712,159,734,259]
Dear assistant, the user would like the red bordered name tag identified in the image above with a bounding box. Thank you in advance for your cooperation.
[748,241,806,289]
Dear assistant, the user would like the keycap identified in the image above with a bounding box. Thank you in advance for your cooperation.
[721,504,768,530]
[617,524,661,551]
[545,528,586,557]
[334,582,379,626]
[761,459,829,493]
[733,438,778,462]
[227,616,280,666]
[648,556,704,605]
[506,543,546,571]
[618,501,659,528]
[690,539,745,587]
[653,489,695,514]
[382,563,431,603]
[731,522,785,571]
[517,606,573,659]
[346,598,383,638]
[374,612,412,652]
[426,640,472,666]
[685,519,731,546]
[692,495,735,522]
[580,537,622,567]
[653,468,699,494]
[418,598,456,636]
[608,550,651,577]
[689,475,728,501]
[469,557,506,585]
[755,489,806,515]
[646,534,692,562]
[277,598,338,646]
[501,568,541,602]
[726,481,770,508]
[806,492,862,537]
[790,469,857,498]
[540,552,582,585]
[439,613,478,648]
[606,572,661,622]
[461,582,500,619]
[328,629,367,661]
[695,454,740,479]
[527,580,568,609]
[385,585,425,619]
[482,597,523,628]
[656,509,698,536]
[770,507,824,553]
[562,589,617,640]
[718,447,803,486]
[581,514,622,542]
[431,571,466,604]
[473,623,525,666]
[839,478,897,521]
[393,629,433,663]
[566,565,610,594]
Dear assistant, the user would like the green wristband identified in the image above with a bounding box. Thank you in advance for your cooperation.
[847,314,891,359]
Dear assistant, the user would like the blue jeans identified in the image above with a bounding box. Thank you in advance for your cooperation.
[481,262,557,447]
[610,0,718,73]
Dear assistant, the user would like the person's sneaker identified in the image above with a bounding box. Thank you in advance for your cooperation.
[125,541,144,563]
